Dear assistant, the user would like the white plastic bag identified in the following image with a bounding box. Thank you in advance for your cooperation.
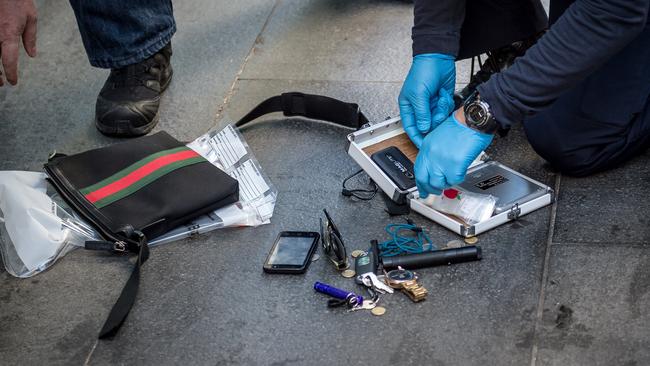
[0,171,102,277]
[421,188,496,225]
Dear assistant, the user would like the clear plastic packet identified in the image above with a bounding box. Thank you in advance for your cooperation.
[0,171,103,277]
[420,188,496,225]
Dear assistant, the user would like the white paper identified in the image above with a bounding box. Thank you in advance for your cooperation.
[207,125,248,169]
[230,160,271,202]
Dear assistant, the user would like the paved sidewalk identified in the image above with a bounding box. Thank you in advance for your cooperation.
[1,1,648,365]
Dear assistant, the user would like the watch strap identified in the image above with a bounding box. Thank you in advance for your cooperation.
[402,281,428,302]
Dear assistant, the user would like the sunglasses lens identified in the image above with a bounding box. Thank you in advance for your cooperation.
[321,211,349,270]
[329,232,348,267]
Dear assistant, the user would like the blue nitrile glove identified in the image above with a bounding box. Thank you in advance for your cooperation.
[398,53,456,148]
[414,112,494,198]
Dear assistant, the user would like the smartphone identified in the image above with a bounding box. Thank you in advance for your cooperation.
[263,231,320,274]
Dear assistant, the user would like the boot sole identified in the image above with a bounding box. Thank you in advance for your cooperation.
[96,69,173,137]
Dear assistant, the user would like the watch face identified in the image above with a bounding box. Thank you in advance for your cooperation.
[387,269,415,282]
[467,103,487,126]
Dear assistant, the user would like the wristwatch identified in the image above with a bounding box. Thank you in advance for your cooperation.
[383,266,428,302]
[463,91,499,134]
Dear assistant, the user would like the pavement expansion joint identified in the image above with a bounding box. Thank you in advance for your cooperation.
[529,173,562,366]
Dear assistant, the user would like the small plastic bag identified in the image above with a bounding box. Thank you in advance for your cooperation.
[421,188,496,225]
[0,171,102,277]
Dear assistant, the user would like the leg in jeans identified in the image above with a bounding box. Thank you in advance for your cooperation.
[69,0,176,69]
[523,23,650,176]
[68,0,176,137]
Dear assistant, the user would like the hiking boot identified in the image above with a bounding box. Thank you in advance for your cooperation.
[454,33,543,109]
[95,43,173,137]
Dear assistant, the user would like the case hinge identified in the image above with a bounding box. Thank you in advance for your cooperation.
[507,203,521,220]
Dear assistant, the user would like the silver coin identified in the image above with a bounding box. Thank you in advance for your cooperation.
[445,240,464,249]
[311,253,320,262]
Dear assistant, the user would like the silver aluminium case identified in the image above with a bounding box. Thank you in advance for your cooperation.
[346,117,554,237]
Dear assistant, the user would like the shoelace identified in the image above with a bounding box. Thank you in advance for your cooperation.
[110,58,161,89]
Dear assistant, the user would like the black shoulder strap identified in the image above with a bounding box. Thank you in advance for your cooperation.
[93,92,367,339]
[235,92,369,129]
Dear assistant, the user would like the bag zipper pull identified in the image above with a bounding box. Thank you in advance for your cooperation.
[85,240,128,253]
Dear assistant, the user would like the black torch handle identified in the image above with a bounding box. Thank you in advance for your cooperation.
[381,246,482,269]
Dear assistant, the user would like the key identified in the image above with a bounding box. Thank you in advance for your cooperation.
[360,272,394,294]
[354,241,394,294]
[348,299,377,312]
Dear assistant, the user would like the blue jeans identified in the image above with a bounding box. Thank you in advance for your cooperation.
[69,0,176,69]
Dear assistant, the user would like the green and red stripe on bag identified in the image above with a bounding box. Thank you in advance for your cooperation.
[44,131,239,339]
[80,146,206,209]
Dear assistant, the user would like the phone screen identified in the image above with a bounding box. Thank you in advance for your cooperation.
[267,235,316,266]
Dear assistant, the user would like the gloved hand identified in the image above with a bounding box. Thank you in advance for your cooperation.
[398,53,456,148]
[414,111,494,198]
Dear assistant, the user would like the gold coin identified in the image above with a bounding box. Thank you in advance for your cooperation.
[341,269,356,278]
[445,240,464,249]
[371,306,386,316]
[464,236,478,245]
[351,250,365,258]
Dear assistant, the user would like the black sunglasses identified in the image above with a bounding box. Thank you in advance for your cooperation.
[320,209,349,270]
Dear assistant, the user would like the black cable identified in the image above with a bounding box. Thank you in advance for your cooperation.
[341,169,378,201]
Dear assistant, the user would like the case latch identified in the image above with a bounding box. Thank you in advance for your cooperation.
[507,203,521,220]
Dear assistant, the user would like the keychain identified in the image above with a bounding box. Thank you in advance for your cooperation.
[313,282,376,311]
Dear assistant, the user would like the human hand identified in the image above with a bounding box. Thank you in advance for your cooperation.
[398,53,456,148]
[0,0,37,86]
[414,109,493,198]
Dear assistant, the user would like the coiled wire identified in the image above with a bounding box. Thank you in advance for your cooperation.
[378,220,437,257]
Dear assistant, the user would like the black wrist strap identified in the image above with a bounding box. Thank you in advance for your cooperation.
[235,92,369,129]
[96,232,150,339]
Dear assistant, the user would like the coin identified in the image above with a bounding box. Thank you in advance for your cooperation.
[445,240,464,249]
[371,306,386,316]
[341,269,356,278]
[464,236,478,245]
[311,253,320,262]
[351,250,365,258]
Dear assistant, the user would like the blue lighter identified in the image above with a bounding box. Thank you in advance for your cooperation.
[313,281,363,307]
